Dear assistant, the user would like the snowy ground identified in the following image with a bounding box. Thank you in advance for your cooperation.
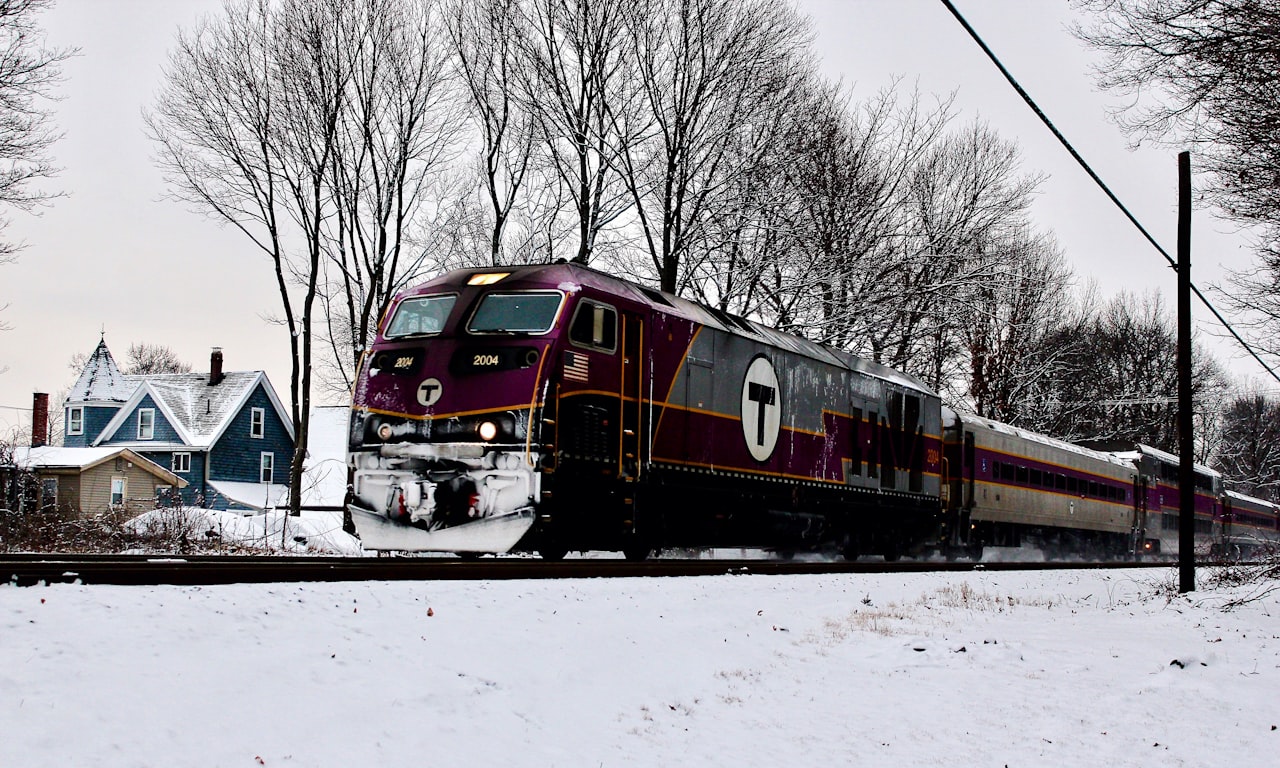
[2,566,1276,767]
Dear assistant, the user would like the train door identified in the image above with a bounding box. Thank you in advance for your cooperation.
[1131,476,1151,556]
[619,311,645,480]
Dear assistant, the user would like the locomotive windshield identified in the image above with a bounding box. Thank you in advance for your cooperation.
[385,295,456,338]
[467,291,563,334]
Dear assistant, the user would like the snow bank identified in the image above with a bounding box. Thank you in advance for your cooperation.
[125,507,363,556]
[2,568,1276,766]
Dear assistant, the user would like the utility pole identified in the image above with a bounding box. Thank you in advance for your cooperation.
[1177,151,1195,593]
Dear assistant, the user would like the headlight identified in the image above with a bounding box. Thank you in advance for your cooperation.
[478,421,498,441]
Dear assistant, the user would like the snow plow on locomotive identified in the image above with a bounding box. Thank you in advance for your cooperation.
[347,263,945,559]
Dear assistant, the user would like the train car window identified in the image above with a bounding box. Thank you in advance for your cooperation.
[1088,481,1098,497]
[1030,469,1042,487]
[467,291,563,334]
[1055,474,1066,490]
[568,300,618,352]
[1068,476,1078,494]
[385,294,457,338]
[1016,465,1028,484]
[1163,513,1177,530]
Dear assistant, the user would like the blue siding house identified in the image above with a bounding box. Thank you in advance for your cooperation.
[63,340,295,511]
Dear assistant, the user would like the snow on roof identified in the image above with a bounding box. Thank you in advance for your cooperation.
[208,480,290,511]
[949,411,1136,471]
[1111,444,1221,478]
[12,446,187,486]
[14,445,128,469]
[66,339,133,404]
[92,371,294,449]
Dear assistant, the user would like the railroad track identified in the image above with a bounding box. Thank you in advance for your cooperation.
[2,553,1174,587]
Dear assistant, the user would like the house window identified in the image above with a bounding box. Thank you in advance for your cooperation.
[67,407,84,436]
[250,407,265,439]
[260,452,274,483]
[41,477,58,507]
[138,408,155,440]
[172,452,191,473]
[111,477,126,507]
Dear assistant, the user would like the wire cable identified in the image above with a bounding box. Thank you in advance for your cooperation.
[939,0,1280,385]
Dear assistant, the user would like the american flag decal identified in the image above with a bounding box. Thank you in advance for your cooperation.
[564,350,590,382]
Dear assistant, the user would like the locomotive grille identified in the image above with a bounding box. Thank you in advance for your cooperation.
[560,403,612,461]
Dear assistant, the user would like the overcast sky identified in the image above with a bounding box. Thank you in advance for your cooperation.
[0,0,1260,437]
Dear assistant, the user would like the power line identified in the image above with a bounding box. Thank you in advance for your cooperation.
[938,0,1280,386]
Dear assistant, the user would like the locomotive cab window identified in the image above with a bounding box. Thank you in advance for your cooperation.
[568,300,617,352]
[386,294,457,338]
[468,291,563,335]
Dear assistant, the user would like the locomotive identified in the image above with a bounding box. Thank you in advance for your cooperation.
[347,262,942,559]
[346,262,1280,560]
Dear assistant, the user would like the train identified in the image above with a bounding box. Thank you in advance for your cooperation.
[346,262,1280,560]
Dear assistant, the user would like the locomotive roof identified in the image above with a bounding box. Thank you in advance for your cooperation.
[414,262,936,397]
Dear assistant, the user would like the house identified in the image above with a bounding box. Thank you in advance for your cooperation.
[11,445,187,516]
[58,340,295,512]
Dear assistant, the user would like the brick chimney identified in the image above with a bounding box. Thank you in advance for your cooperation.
[209,347,225,386]
[31,392,48,448]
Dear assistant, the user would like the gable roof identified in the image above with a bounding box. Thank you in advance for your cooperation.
[13,446,188,487]
[92,371,295,449]
[67,339,133,404]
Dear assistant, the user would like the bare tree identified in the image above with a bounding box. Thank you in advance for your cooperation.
[863,120,1044,390]
[149,0,346,514]
[614,0,810,292]
[123,343,192,375]
[1215,388,1280,501]
[958,231,1075,424]
[514,0,637,264]
[1073,0,1280,365]
[1029,291,1227,450]
[319,0,465,392]
[446,0,538,266]
[0,0,74,335]
[0,0,72,236]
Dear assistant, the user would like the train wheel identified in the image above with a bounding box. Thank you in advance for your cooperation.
[539,544,568,561]
[967,544,984,562]
[622,545,650,562]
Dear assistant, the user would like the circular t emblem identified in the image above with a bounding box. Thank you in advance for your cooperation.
[417,378,443,407]
[741,355,780,462]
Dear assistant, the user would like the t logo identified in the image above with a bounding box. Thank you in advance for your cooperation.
[416,378,443,407]
[740,356,781,461]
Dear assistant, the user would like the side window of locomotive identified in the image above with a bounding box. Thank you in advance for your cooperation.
[468,291,563,334]
[385,295,457,338]
[568,301,618,352]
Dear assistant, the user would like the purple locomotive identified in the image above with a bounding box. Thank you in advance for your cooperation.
[347,262,944,559]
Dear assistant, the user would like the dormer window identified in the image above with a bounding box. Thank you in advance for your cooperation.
[138,408,155,440]
[250,407,265,439]
[67,407,84,436]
